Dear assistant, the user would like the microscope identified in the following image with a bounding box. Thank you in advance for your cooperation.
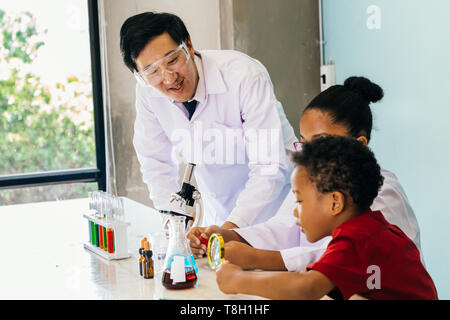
[159,163,203,231]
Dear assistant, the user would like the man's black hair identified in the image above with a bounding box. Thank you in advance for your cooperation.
[292,135,384,211]
[305,76,384,142]
[120,12,190,72]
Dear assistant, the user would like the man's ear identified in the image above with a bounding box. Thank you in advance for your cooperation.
[330,191,345,216]
[185,37,195,55]
[356,135,368,146]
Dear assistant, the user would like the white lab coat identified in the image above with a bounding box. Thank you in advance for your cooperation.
[234,168,424,271]
[133,50,298,227]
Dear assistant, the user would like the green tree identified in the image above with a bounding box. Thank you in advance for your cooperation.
[0,9,97,204]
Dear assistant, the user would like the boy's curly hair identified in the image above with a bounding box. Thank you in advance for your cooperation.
[292,135,384,211]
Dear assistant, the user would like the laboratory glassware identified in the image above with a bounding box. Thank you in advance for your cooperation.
[162,216,198,289]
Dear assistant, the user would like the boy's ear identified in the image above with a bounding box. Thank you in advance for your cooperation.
[356,135,368,146]
[330,191,345,216]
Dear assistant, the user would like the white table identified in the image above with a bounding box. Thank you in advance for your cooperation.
[0,197,265,300]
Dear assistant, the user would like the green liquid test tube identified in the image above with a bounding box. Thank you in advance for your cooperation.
[90,221,96,245]
[103,226,108,251]
[95,223,100,247]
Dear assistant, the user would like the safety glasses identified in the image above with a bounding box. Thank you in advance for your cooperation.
[134,42,190,86]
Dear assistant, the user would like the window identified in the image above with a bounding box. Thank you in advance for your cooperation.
[0,0,105,205]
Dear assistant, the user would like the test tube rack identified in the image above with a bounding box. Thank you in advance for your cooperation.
[83,214,131,260]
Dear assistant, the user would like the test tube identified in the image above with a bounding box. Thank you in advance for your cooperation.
[103,193,109,221]
[95,223,100,247]
[105,193,110,219]
[112,230,115,252]
[107,228,114,254]
[91,221,96,246]
[112,197,119,221]
[88,191,93,211]
[96,192,101,217]
[103,225,108,252]
[92,191,99,216]
[88,220,92,244]
[99,225,104,249]
[99,192,106,218]
[118,197,124,221]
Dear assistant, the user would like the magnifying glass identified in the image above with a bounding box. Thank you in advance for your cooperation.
[207,233,225,270]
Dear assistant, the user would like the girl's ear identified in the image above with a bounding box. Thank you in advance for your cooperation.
[330,191,345,216]
[356,135,368,146]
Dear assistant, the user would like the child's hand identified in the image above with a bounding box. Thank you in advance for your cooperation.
[224,241,258,269]
[215,260,243,295]
[187,225,222,258]
[187,226,208,257]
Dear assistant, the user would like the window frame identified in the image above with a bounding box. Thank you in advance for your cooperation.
[0,0,106,192]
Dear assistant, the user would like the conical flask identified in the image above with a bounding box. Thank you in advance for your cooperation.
[162,215,198,289]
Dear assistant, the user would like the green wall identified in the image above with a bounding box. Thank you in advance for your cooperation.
[323,0,450,298]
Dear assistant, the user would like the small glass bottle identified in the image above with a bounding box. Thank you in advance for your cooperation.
[138,237,147,276]
[143,241,154,279]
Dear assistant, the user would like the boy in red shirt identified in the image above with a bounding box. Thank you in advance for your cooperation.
[215,135,438,299]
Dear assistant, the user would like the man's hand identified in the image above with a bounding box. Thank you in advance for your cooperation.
[215,260,243,295]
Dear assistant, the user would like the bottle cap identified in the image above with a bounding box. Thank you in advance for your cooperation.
[144,240,150,251]
[141,237,147,248]
[143,250,153,259]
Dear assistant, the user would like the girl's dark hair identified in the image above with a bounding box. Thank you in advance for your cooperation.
[292,135,384,211]
[120,12,190,72]
[305,76,384,142]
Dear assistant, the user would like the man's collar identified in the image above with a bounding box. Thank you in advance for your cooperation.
[200,50,227,96]
[188,52,206,104]
[181,51,227,104]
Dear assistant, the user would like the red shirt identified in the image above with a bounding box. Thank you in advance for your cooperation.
[307,210,438,300]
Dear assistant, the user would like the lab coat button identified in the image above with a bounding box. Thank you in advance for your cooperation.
[210,192,216,198]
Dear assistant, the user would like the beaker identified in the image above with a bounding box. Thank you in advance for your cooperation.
[162,216,198,290]
[149,231,169,299]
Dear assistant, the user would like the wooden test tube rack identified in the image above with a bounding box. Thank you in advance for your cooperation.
[83,213,131,260]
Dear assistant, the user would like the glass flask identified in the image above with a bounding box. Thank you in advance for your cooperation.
[162,215,198,290]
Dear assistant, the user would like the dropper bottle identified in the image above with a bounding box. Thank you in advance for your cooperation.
[139,237,147,276]
[143,240,154,279]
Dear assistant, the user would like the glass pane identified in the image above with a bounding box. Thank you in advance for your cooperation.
[0,0,96,176]
[0,182,97,206]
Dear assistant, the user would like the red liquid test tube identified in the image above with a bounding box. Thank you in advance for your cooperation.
[107,228,114,254]
[99,225,104,249]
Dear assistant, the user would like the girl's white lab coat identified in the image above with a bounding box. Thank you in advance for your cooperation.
[235,168,423,271]
[133,50,298,227]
